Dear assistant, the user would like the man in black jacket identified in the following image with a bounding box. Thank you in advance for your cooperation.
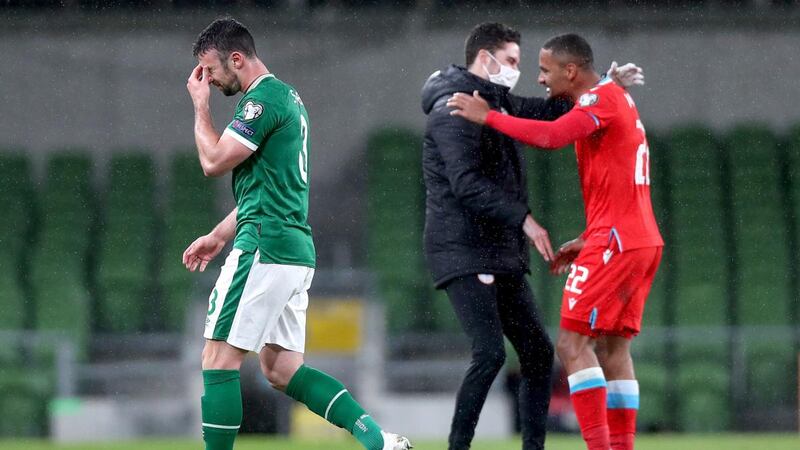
[421,22,566,450]
[421,23,642,450]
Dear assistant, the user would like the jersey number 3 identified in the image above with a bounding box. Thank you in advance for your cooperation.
[635,119,650,186]
[299,115,309,184]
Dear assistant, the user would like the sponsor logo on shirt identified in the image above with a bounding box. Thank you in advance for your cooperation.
[243,101,264,121]
[579,93,598,107]
[603,249,613,264]
[232,120,255,137]
[568,297,578,311]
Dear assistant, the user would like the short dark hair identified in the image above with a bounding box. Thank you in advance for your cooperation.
[192,17,257,59]
[464,22,521,66]
[542,33,594,69]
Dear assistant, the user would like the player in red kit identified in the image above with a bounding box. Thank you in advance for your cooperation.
[447,33,663,450]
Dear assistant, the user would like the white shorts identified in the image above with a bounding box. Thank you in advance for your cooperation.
[203,248,314,353]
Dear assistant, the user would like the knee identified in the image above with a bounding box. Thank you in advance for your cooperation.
[473,345,506,374]
[261,364,294,391]
[260,360,302,391]
[555,334,582,366]
[519,342,554,378]
[600,348,632,374]
[202,342,244,370]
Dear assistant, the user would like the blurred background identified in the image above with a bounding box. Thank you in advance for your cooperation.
[0,0,799,444]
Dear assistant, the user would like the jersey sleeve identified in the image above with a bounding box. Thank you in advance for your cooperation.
[223,95,280,151]
[573,86,618,131]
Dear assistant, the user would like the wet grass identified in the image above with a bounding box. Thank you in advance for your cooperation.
[2,433,799,449]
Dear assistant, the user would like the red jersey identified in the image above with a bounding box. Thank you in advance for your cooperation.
[572,78,663,251]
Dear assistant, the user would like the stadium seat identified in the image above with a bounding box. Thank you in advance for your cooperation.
[744,340,796,407]
[786,124,800,318]
[678,390,730,432]
[666,126,728,326]
[30,152,94,356]
[96,153,157,332]
[726,125,791,325]
[0,151,34,247]
[676,359,730,431]
[0,256,26,331]
[159,152,218,331]
[366,129,432,333]
[0,369,52,437]
[635,362,668,431]
[33,279,91,358]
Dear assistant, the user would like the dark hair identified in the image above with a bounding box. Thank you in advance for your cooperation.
[542,33,594,69]
[464,22,521,66]
[192,17,257,59]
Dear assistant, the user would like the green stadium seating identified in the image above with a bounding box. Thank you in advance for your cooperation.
[0,152,35,265]
[635,362,668,430]
[0,369,52,437]
[29,152,93,356]
[676,358,730,431]
[744,339,796,407]
[666,126,728,326]
[786,124,800,322]
[33,280,90,357]
[726,125,791,325]
[525,150,558,325]
[0,256,26,331]
[159,152,218,331]
[678,390,730,432]
[96,153,157,332]
[365,129,430,333]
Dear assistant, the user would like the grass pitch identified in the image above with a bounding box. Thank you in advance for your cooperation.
[2,434,799,450]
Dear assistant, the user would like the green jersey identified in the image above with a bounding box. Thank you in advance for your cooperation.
[223,74,315,268]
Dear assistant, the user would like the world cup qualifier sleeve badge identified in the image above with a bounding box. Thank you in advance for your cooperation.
[242,101,264,121]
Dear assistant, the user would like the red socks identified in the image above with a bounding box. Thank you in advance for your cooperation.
[607,380,639,450]
[568,370,640,450]
[568,367,610,450]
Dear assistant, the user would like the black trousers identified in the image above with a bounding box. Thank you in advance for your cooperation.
[444,273,554,450]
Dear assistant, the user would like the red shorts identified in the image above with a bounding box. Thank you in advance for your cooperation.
[559,243,662,339]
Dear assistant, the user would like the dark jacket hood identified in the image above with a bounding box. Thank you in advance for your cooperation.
[421,65,510,115]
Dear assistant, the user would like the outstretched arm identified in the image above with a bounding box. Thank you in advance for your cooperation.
[607,61,645,88]
[182,208,237,272]
[187,64,253,177]
[447,91,597,149]
[485,108,597,149]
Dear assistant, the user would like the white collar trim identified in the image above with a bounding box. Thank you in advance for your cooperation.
[247,73,274,93]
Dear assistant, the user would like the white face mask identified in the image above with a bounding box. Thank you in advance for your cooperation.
[483,51,521,91]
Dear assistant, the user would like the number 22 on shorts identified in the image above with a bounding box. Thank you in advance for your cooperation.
[565,264,589,295]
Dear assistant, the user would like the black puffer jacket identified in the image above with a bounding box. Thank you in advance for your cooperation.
[421,65,571,288]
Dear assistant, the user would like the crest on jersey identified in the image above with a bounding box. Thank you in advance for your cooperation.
[579,93,598,107]
[242,101,264,121]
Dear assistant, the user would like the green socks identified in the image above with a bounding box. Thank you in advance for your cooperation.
[201,370,242,450]
[200,366,385,450]
[286,365,385,450]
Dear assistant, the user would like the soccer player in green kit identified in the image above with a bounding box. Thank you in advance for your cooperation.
[183,18,412,450]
